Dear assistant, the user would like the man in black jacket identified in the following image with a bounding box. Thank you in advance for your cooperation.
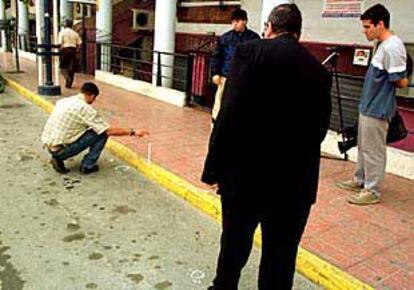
[202,4,332,290]
[210,8,260,125]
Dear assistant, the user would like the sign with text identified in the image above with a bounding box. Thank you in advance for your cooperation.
[322,0,363,18]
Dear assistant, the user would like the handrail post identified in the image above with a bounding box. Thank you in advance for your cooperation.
[96,42,101,70]
[186,53,194,105]
[133,48,138,80]
[156,51,162,86]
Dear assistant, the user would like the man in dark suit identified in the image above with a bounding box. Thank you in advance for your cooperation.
[202,4,332,290]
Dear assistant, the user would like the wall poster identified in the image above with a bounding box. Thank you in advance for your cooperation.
[322,0,364,18]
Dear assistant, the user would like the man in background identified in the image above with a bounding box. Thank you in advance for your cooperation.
[337,4,409,205]
[58,19,81,88]
[210,8,260,126]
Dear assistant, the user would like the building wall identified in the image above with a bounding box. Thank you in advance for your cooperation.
[241,0,262,34]
[176,0,262,37]
[296,0,414,45]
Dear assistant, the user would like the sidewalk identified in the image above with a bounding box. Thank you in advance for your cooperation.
[2,53,414,289]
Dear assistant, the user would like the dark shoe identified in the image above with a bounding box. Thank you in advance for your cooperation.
[50,157,69,174]
[80,165,99,174]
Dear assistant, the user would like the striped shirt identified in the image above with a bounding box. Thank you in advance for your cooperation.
[41,94,109,147]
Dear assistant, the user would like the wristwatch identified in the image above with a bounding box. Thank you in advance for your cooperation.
[130,128,136,136]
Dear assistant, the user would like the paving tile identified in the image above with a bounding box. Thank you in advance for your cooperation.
[376,269,414,290]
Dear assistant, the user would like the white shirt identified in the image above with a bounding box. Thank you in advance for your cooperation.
[58,27,82,48]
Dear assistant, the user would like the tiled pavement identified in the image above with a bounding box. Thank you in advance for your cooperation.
[2,53,413,289]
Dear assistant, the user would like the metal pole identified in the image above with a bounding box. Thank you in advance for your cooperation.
[156,52,161,86]
[82,3,86,73]
[14,0,20,71]
[44,0,53,85]
[38,0,61,95]
[53,0,60,85]
[332,57,348,160]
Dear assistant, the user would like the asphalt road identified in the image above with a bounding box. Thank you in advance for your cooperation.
[0,89,320,290]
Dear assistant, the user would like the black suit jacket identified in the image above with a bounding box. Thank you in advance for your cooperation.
[202,34,332,205]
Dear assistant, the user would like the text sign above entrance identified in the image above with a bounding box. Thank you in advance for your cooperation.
[322,0,363,18]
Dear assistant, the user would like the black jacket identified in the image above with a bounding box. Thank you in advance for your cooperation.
[202,34,332,204]
[210,28,261,78]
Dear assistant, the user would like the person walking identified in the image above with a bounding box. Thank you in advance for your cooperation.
[336,4,409,205]
[41,82,149,174]
[58,19,81,88]
[202,4,332,289]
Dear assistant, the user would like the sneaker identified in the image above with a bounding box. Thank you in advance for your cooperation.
[347,189,380,205]
[80,165,99,174]
[336,180,363,192]
[50,157,69,174]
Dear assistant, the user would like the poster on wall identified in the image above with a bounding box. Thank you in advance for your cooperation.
[322,0,363,18]
[352,48,371,66]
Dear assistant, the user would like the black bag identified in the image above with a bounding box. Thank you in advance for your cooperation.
[386,111,408,143]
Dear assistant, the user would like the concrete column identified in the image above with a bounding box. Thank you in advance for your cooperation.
[17,0,29,50]
[96,0,112,72]
[260,0,293,33]
[152,0,177,88]
[36,0,44,85]
[60,0,73,24]
[36,0,45,32]
[0,0,7,51]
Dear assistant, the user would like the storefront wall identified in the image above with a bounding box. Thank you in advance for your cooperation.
[296,0,414,45]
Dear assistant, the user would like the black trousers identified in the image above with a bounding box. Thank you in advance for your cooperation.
[60,47,77,88]
[211,193,312,290]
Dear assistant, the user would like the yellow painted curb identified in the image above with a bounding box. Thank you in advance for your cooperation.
[5,78,54,113]
[5,77,374,290]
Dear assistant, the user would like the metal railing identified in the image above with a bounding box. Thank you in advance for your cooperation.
[96,42,193,95]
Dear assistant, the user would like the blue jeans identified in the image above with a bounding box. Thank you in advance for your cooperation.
[52,129,108,170]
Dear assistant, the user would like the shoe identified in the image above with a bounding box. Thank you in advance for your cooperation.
[347,189,380,205]
[50,157,69,174]
[336,180,363,192]
[80,165,99,174]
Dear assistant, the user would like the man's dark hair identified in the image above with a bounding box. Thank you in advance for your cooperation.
[231,8,248,21]
[360,4,390,28]
[267,4,302,36]
[64,18,73,28]
[81,82,99,97]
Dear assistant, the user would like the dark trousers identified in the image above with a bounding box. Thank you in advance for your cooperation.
[60,47,77,88]
[52,129,108,170]
[212,193,312,290]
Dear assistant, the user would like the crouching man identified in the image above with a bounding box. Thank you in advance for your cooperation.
[41,82,149,174]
